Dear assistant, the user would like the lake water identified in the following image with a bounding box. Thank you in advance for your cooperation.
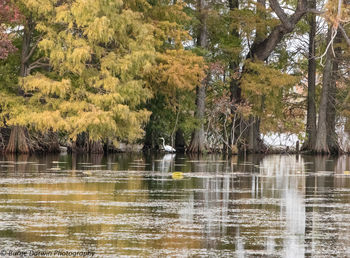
[0,153,350,257]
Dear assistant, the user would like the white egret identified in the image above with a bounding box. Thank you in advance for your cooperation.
[159,137,176,152]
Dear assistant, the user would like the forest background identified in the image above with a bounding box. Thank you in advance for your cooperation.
[0,0,349,155]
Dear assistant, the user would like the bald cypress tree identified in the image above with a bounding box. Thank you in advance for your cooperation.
[5,0,155,146]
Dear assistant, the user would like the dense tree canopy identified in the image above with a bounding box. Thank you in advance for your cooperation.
[0,0,349,154]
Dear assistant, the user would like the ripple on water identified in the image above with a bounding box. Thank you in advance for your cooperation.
[0,154,349,257]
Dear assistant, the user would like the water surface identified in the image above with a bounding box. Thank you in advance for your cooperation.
[0,153,350,257]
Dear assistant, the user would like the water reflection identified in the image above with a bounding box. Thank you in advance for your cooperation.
[0,153,350,256]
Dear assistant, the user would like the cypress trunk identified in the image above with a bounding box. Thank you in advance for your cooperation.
[5,126,31,154]
[228,0,241,153]
[72,132,104,154]
[188,0,208,153]
[315,28,332,153]
[238,0,267,154]
[188,84,207,153]
[175,129,186,153]
[303,0,317,150]
[326,32,341,154]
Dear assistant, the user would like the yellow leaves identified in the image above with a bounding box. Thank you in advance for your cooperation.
[20,73,71,98]
[59,101,90,115]
[24,0,55,16]
[38,38,55,52]
[241,60,298,96]
[67,110,117,141]
[148,50,206,94]
[8,110,69,132]
[154,21,191,49]
[112,105,151,141]
[98,75,120,92]
[69,47,91,74]
[101,52,118,75]
[0,93,25,127]
[55,4,70,24]
[117,80,153,106]
[4,0,202,144]
[70,0,99,27]
[85,16,114,44]
[116,50,155,82]
[86,93,124,110]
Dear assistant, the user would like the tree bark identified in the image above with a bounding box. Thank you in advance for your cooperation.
[71,132,104,154]
[326,32,341,154]
[249,0,307,61]
[303,0,317,150]
[188,83,207,152]
[6,19,35,153]
[315,28,332,154]
[20,18,36,77]
[5,126,31,154]
[228,0,242,153]
[188,0,208,153]
[175,128,186,153]
[237,0,308,153]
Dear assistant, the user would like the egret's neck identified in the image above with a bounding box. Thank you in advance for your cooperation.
[162,138,165,147]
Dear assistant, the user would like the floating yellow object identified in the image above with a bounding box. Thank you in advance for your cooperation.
[172,172,184,179]
[344,171,350,175]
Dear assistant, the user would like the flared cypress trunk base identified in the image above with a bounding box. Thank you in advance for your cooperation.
[188,128,206,153]
[72,132,104,154]
[5,126,31,154]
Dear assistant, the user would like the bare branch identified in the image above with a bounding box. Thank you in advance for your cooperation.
[24,35,43,63]
[339,24,350,46]
[307,8,325,15]
[27,57,50,74]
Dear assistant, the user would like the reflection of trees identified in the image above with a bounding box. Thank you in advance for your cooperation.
[2,153,350,256]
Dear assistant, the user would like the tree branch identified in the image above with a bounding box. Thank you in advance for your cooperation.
[24,35,42,63]
[249,0,308,61]
[27,57,50,74]
[269,0,292,29]
[307,8,324,15]
[339,24,350,46]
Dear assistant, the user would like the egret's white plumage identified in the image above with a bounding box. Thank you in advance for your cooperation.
[160,137,176,153]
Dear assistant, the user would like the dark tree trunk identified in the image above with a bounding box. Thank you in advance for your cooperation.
[237,0,307,153]
[20,27,31,77]
[303,0,317,150]
[188,84,207,153]
[241,116,266,153]
[72,132,104,154]
[90,140,104,154]
[188,0,208,153]
[142,123,154,151]
[228,0,241,153]
[238,0,268,154]
[326,32,341,154]
[175,129,186,153]
[6,20,35,154]
[315,28,332,154]
[5,126,31,154]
